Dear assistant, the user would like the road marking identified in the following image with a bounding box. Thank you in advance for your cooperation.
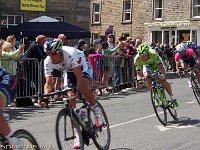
[110,114,156,128]
[109,98,196,129]
[186,99,197,104]
[155,124,195,131]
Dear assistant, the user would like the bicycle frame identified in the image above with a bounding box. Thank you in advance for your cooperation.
[36,87,93,135]
[151,73,167,106]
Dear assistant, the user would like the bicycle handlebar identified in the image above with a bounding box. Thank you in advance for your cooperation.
[33,86,77,101]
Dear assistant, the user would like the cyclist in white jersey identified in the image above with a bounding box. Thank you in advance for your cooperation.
[43,39,104,149]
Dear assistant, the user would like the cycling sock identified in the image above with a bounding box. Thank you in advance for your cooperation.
[5,130,13,139]
[169,95,174,101]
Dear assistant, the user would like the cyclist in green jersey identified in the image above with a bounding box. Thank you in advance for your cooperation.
[134,43,179,108]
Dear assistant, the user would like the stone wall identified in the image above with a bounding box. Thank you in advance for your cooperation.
[90,0,194,43]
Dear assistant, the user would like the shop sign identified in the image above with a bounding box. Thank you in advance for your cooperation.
[20,0,46,12]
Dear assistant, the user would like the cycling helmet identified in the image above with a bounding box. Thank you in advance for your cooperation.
[185,41,194,48]
[44,38,63,53]
[176,43,186,53]
[137,43,149,54]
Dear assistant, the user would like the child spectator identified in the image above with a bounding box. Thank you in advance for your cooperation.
[87,47,103,82]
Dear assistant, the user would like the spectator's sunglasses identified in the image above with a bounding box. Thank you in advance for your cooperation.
[48,51,58,56]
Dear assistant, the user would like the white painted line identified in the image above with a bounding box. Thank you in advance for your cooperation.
[109,99,196,129]
[110,114,156,128]
[156,124,195,131]
[186,99,197,104]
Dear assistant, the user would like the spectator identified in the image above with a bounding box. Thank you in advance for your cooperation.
[21,35,47,105]
[75,39,88,57]
[0,41,24,76]
[107,34,115,50]
[23,35,47,62]
[6,35,17,51]
[87,47,103,82]
[135,38,142,48]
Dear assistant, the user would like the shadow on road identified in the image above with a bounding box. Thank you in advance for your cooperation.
[168,117,200,127]
[4,106,48,123]
[111,148,133,150]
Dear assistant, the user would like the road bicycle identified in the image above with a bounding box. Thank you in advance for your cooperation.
[147,68,177,126]
[37,86,111,150]
[188,66,200,105]
[0,128,40,150]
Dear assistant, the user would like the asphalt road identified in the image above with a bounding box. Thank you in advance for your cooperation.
[5,72,200,150]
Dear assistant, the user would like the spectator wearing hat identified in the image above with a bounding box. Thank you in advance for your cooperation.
[75,39,88,57]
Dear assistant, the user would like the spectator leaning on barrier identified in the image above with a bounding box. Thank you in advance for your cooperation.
[101,41,119,95]
[87,47,103,83]
[21,35,48,105]
[0,41,24,76]
[23,35,47,62]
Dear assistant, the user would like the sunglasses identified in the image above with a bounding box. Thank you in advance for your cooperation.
[48,51,58,56]
[139,54,148,57]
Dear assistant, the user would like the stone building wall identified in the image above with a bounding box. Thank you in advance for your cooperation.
[0,0,90,31]
[89,0,194,42]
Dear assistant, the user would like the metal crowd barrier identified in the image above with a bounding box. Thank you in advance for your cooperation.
[0,56,135,100]
[89,56,135,93]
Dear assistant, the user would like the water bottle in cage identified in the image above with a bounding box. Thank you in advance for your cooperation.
[79,106,88,122]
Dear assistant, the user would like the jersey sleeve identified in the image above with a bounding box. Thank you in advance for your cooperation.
[44,57,54,77]
[70,51,82,68]
[186,49,195,57]
[134,54,142,71]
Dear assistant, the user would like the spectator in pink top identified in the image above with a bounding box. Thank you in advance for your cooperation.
[87,47,103,81]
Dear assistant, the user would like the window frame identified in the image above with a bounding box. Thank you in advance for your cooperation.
[153,0,163,20]
[92,2,101,24]
[122,0,132,23]
[192,0,200,18]
[1,15,23,28]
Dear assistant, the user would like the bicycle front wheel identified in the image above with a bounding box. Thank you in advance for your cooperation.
[190,74,200,105]
[12,129,40,150]
[168,105,177,120]
[151,88,167,126]
[88,101,111,150]
[55,108,84,150]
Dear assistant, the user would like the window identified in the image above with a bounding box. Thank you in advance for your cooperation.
[192,0,200,18]
[122,33,130,39]
[92,3,101,24]
[154,0,162,20]
[91,33,99,45]
[1,15,23,29]
[122,0,131,22]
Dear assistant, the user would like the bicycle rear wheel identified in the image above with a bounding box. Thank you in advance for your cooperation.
[190,74,200,105]
[88,101,111,150]
[55,108,84,150]
[12,129,40,150]
[151,88,167,126]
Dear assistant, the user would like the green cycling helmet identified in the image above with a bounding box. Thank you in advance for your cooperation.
[137,43,149,54]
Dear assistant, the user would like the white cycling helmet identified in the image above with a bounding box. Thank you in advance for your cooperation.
[176,43,186,53]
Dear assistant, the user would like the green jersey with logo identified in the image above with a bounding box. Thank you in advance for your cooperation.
[134,49,161,71]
